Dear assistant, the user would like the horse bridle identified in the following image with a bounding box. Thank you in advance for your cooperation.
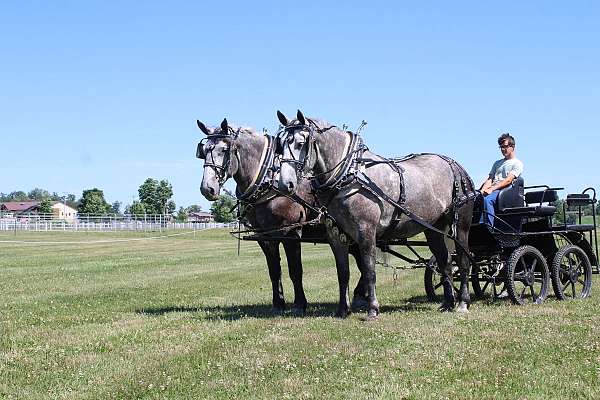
[275,122,320,179]
[196,129,240,185]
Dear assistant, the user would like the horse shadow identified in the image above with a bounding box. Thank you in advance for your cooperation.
[136,300,432,321]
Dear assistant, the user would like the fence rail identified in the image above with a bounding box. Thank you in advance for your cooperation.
[0,213,234,232]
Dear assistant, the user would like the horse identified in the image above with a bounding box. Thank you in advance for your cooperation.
[196,118,369,315]
[276,110,476,319]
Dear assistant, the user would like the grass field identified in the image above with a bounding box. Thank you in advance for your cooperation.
[1,229,599,399]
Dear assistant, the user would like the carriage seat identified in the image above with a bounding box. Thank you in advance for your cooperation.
[500,188,558,217]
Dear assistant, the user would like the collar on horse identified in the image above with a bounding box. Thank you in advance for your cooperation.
[235,135,278,204]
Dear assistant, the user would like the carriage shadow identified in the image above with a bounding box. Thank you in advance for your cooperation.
[136,301,431,321]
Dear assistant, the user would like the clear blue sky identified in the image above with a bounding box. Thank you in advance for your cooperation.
[1,1,598,211]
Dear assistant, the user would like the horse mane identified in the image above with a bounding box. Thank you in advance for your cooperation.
[289,117,346,135]
[211,124,259,137]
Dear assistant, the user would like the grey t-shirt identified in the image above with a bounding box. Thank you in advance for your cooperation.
[489,158,523,185]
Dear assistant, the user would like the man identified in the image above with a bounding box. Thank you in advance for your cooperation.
[480,133,524,228]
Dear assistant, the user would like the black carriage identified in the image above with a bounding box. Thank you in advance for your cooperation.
[420,178,598,305]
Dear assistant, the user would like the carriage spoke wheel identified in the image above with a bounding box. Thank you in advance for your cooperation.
[424,256,460,302]
[550,245,592,300]
[506,245,549,305]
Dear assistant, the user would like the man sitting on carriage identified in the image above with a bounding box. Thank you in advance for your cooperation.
[479,133,524,228]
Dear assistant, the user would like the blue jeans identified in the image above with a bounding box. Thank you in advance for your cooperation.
[480,190,500,227]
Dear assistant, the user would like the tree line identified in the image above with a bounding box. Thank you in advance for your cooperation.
[1,178,236,222]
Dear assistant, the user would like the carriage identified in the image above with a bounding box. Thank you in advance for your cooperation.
[238,177,598,306]
[418,178,598,305]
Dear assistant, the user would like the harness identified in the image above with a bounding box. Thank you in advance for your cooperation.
[280,123,478,259]
[235,135,277,204]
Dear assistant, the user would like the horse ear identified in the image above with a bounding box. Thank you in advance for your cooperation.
[277,110,288,126]
[220,118,229,133]
[197,120,210,135]
[297,110,306,125]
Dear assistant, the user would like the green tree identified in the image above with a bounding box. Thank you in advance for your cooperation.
[38,198,53,214]
[111,201,122,215]
[138,178,159,214]
[78,188,111,215]
[157,180,174,214]
[176,207,188,222]
[66,194,78,209]
[138,178,175,214]
[28,188,51,200]
[129,201,146,215]
[210,191,236,223]
[187,204,202,213]
[6,191,27,201]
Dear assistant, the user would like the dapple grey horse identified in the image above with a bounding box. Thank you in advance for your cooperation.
[197,118,368,314]
[277,110,475,319]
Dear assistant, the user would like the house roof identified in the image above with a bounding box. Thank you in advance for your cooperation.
[1,201,39,212]
[189,211,213,217]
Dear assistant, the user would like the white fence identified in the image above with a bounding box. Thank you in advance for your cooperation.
[0,213,236,232]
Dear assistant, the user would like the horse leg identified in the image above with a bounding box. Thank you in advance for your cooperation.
[424,228,455,312]
[326,229,351,318]
[357,235,379,320]
[282,240,307,315]
[349,243,369,310]
[258,241,285,312]
[456,207,473,313]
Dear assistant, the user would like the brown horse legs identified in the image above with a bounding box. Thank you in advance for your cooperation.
[282,240,308,314]
[258,241,286,312]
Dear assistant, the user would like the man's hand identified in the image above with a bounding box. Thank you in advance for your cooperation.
[482,186,495,196]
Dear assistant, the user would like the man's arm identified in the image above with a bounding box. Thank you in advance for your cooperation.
[480,178,493,192]
[484,173,516,194]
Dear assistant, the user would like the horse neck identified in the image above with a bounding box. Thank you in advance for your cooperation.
[314,128,351,184]
[232,132,267,194]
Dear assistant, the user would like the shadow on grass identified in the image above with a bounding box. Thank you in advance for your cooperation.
[136,300,431,321]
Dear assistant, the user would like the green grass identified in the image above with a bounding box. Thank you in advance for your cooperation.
[1,229,599,399]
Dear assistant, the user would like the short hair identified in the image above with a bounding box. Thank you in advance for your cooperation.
[498,133,515,147]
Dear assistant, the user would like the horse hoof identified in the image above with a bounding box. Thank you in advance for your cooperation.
[351,296,369,311]
[456,302,469,313]
[438,304,454,313]
[366,309,379,321]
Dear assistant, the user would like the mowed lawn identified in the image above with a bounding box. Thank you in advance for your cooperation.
[1,229,599,399]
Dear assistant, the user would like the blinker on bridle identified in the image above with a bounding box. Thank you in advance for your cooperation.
[276,123,317,177]
[197,128,240,184]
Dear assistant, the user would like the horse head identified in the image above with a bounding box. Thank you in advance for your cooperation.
[276,110,318,194]
[196,118,239,200]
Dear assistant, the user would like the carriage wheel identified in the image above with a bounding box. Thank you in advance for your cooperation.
[550,245,592,300]
[506,245,549,305]
[424,256,460,302]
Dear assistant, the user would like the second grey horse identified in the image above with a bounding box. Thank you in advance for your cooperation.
[276,110,475,319]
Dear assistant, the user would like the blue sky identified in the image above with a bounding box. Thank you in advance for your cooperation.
[1,1,599,211]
